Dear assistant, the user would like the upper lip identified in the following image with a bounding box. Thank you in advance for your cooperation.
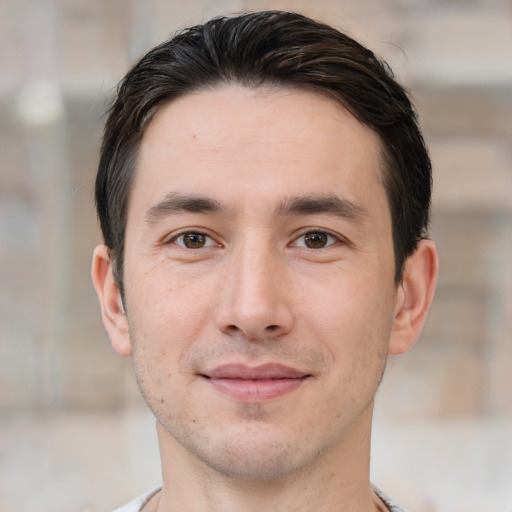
[203,363,309,380]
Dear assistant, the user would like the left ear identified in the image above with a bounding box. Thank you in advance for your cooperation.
[389,239,439,355]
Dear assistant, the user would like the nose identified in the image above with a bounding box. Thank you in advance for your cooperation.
[214,239,294,341]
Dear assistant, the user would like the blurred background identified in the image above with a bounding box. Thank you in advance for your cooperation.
[1,0,511,511]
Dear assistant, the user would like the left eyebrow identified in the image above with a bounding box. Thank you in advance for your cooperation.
[274,194,368,222]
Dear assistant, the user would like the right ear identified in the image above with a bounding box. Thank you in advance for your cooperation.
[91,245,132,357]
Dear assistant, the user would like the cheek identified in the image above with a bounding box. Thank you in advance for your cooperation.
[126,272,214,362]
[298,270,395,356]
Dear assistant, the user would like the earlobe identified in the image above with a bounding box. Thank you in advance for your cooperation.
[91,245,132,357]
[389,239,439,355]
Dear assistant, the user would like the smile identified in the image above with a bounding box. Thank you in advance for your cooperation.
[201,363,311,402]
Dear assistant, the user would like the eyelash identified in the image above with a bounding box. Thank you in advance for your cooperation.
[291,229,341,249]
[166,228,342,250]
[168,231,219,249]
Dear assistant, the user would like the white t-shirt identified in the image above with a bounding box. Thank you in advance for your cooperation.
[112,485,406,512]
[112,486,161,512]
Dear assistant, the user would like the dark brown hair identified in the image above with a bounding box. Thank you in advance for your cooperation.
[96,11,431,291]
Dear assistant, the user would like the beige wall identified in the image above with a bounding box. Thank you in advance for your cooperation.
[1,1,511,511]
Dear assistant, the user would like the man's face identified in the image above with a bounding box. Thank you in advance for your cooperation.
[119,86,402,479]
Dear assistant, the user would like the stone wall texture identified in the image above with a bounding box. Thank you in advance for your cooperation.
[1,1,511,511]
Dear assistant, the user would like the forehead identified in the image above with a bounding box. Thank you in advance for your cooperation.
[133,85,386,214]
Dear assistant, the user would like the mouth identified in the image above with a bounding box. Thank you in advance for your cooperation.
[200,363,311,402]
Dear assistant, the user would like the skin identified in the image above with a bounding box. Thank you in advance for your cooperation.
[92,85,438,512]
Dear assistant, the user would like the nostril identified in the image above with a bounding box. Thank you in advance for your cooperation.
[266,325,279,331]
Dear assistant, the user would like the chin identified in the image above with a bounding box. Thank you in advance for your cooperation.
[161,416,324,482]
[194,436,313,481]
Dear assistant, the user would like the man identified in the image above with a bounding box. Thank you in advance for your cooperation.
[92,11,438,512]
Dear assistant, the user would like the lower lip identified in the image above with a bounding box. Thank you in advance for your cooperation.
[207,377,307,402]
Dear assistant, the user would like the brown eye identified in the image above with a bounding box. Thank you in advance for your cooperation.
[183,233,206,248]
[303,232,329,248]
[173,232,216,249]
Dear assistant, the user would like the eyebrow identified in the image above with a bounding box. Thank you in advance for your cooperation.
[144,192,368,224]
[144,193,225,224]
[274,194,368,221]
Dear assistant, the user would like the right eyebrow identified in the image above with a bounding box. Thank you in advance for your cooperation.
[144,193,225,224]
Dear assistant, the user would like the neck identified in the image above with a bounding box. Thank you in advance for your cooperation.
[154,405,380,512]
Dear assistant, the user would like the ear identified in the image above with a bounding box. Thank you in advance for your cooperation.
[91,245,132,357]
[389,239,439,355]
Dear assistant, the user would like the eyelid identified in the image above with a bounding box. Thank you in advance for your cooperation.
[165,229,221,248]
[290,228,345,248]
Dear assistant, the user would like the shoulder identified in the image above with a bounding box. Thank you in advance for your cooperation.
[112,486,162,512]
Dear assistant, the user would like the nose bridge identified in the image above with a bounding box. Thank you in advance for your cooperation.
[216,232,292,338]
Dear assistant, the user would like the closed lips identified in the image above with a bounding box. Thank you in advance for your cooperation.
[203,363,310,380]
